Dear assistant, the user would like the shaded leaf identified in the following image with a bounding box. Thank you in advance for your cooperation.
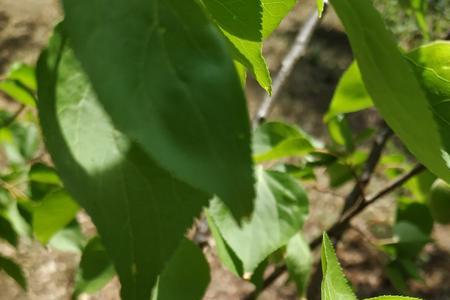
[0,214,18,247]
[0,254,26,290]
[285,233,312,296]
[62,0,255,220]
[37,29,209,300]
[73,237,115,298]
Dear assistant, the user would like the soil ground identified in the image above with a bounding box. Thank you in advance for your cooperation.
[0,0,449,299]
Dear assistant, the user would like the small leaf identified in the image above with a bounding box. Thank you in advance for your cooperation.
[33,189,79,244]
[0,63,36,107]
[393,221,430,258]
[253,122,315,163]
[285,233,313,296]
[73,237,115,298]
[209,167,309,273]
[0,215,18,247]
[317,0,325,17]
[321,233,357,300]
[0,254,26,290]
[327,115,354,151]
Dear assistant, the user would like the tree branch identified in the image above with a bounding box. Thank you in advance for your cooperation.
[253,7,326,127]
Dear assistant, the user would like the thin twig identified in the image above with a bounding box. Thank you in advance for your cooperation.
[253,7,326,127]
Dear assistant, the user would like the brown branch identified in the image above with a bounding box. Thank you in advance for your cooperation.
[253,7,326,127]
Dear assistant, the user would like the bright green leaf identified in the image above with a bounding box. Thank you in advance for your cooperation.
[327,115,354,151]
[209,167,309,273]
[321,233,357,300]
[253,122,315,162]
[0,254,26,290]
[325,61,373,121]
[62,0,255,220]
[317,0,325,17]
[285,233,312,296]
[0,63,36,107]
[330,0,450,184]
[37,29,209,300]
[73,237,115,298]
[33,189,79,244]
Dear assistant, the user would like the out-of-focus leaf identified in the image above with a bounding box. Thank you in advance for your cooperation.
[0,215,18,247]
[327,115,354,151]
[325,61,373,121]
[33,189,79,244]
[73,237,115,298]
[253,122,315,162]
[393,221,430,258]
[29,163,61,201]
[285,233,312,296]
[321,233,357,300]
[209,167,309,273]
[404,170,436,203]
[0,254,26,290]
[48,221,86,253]
[0,63,36,107]
[326,162,354,188]
[396,201,433,236]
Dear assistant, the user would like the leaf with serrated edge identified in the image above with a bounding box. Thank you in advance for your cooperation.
[37,28,209,300]
[321,233,357,300]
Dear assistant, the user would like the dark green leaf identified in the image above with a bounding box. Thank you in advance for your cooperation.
[0,214,18,247]
[152,239,210,300]
[330,0,450,184]
[73,237,115,298]
[62,0,255,220]
[0,254,26,290]
[37,29,209,300]
[209,167,309,273]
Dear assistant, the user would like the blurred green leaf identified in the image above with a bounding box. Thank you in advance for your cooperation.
[285,233,313,296]
[209,167,309,273]
[393,221,430,258]
[253,122,315,162]
[327,115,354,151]
[0,254,26,290]
[0,63,36,107]
[73,236,115,298]
[33,189,79,244]
[48,221,86,253]
[0,215,18,247]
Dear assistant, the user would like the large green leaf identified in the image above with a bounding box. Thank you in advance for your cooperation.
[202,0,297,91]
[330,0,450,183]
[37,29,209,300]
[321,233,357,300]
[0,254,26,290]
[62,0,254,220]
[285,233,313,296]
[209,167,308,273]
[73,237,115,298]
[33,189,79,244]
[152,239,210,300]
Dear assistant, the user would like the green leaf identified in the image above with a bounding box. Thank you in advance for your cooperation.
[37,29,209,300]
[0,214,18,247]
[365,297,422,300]
[209,167,309,273]
[0,63,36,107]
[285,233,313,296]
[396,201,433,236]
[152,239,210,300]
[62,0,255,220]
[73,237,115,298]
[205,210,243,276]
[330,0,450,184]
[202,0,297,92]
[325,61,373,121]
[28,163,62,201]
[0,254,26,290]
[321,233,357,300]
[327,115,354,151]
[393,221,430,258]
[317,0,325,17]
[48,221,86,253]
[253,122,315,163]
[33,189,79,244]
